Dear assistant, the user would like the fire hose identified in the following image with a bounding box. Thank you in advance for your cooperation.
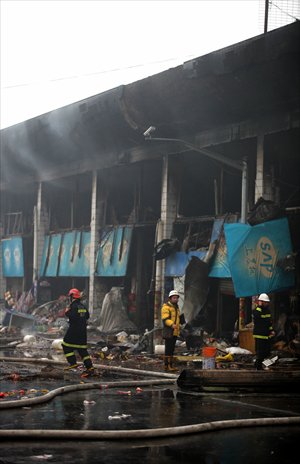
[0,417,299,440]
[1,356,299,440]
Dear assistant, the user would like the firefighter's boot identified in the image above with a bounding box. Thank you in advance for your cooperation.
[168,356,178,372]
[64,363,79,372]
[163,356,169,371]
[81,367,95,378]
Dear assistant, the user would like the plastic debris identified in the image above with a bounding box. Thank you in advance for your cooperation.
[225,347,252,355]
[108,414,131,420]
[51,339,63,351]
[31,455,53,460]
[23,334,37,345]
[216,353,234,362]
[263,356,279,367]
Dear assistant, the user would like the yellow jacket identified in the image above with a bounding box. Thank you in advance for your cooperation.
[161,301,180,337]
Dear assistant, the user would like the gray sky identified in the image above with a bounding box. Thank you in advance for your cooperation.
[0,0,291,129]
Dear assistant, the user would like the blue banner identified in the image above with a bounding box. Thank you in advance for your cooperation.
[40,231,91,277]
[59,231,90,276]
[1,237,24,277]
[96,226,133,277]
[39,234,62,277]
[224,218,294,297]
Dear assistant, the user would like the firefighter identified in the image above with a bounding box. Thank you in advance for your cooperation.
[252,293,275,370]
[161,289,183,371]
[62,288,94,377]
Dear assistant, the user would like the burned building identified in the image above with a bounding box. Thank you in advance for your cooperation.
[1,22,299,347]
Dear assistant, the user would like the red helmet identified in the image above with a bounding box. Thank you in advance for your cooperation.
[68,288,81,299]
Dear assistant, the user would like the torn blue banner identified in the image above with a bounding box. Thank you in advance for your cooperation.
[96,226,133,277]
[59,231,90,276]
[40,234,62,277]
[224,217,294,297]
[40,231,91,277]
[208,233,231,278]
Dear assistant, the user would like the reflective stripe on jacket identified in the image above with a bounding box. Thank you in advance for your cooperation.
[63,299,89,345]
[161,301,180,337]
[253,305,273,339]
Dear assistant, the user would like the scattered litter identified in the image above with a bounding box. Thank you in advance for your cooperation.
[24,351,35,357]
[116,331,129,343]
[225,347,252,355]
[108,414,131,420]
[31,455,53,461]
[263,356,279,367]
[117,390,131,395]
[23,334,36,345]
[83,400,96,405]
[154,345,164,355]
[216,353,234,362]
[136,387,143,393]
[51,339,63,351]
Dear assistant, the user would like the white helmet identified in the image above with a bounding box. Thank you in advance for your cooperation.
[169,290,180,298]
[258,293,270,302]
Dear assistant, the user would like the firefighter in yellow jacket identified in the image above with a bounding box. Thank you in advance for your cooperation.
[161,290,182,371]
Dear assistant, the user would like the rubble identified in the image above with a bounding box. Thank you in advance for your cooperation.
[1,289,299,390]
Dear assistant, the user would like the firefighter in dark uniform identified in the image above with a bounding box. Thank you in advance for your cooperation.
[252,293,275,370]
[62,288,94,377]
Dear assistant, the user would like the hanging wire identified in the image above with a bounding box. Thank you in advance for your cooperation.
[2,52,201,90]
[270,1,300,22]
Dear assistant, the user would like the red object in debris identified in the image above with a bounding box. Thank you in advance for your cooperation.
[0,392,6,398]
[19,390,25,395]
[128,293,136,302]
[136,387,143,393]
[117,390,131,395]
[10,373,20,381]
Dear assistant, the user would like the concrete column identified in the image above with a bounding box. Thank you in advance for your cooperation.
[154,219,164,334]
[88,171,99,317]
[154,156,179,345]
[255,135,264,202]
[33,182,47,283]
